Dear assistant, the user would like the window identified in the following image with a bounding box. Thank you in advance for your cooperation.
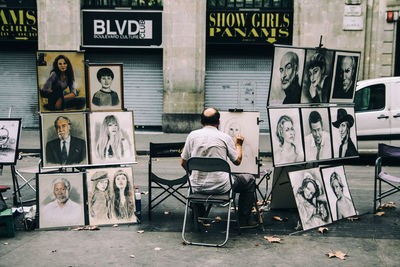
[83,0,163,9]
[355,84,385,112]
[207,0,293,9]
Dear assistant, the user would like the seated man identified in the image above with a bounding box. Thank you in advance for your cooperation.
[181,107,258,228]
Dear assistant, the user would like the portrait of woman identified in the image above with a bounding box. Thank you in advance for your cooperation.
[89,171,112,221]
[89,111,137,165]
[289,169,332,230]
[112,170,134,219]
[95,115,132,161]
[301,49,334,103]
[321,166,357,221]
[269,108,304,166]
[219,111,260,174]
[38,53,86,111]
[86,167,137,225]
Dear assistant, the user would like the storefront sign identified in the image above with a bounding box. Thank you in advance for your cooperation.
[207,10,293,45]
[0,8,37,41]
[82,10,162,47]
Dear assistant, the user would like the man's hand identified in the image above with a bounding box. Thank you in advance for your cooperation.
[234,134,244,146]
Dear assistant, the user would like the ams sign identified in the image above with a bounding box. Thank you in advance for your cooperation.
[0,8,37,41]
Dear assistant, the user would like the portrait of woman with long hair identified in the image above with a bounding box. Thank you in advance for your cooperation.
[112,170,134,219]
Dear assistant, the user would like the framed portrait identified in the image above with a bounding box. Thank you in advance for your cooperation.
[88,111,137,165]
[268,46,306,106]
[40,112,89,168]
[329,51,360,103]
[37,51,87,113]
[300,107,332,162]
[37,172,85,229]
[86,166,137,225]
[87,63,124,111]
[220,111,260,174]
[300,49,335,104]
[329,107,358,159]
[288,167,332,231]
[321,165,357,221]
[0,118,21,165]
[268,108,305,167]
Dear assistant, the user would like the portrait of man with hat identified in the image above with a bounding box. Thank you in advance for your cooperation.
[331,108,358,157]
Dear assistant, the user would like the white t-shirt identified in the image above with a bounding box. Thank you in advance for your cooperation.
[181,126,238,194]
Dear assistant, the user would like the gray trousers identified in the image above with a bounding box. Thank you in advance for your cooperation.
[232,173,256,219]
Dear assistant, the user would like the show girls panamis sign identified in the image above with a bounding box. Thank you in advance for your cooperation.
[82,10,162,47]
[207,10,293,45]
[0,8,37,41]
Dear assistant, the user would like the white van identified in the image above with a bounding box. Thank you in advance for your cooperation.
[354,76,400,154]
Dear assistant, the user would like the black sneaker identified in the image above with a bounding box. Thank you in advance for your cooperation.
[239,217,259,229]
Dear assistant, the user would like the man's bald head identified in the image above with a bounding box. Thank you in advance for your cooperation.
[201,108,220,126]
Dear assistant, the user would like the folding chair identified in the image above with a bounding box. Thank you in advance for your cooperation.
[181,157,240,247]
[373,143,400,213]
[148,142,188,220]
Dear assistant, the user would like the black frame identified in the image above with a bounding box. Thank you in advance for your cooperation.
[0,118,21,165]
[320,165,357,221]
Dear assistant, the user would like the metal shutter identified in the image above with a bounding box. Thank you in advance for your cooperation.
[0,50,38,128]
[205,54,272,131]
[86,51,163,126]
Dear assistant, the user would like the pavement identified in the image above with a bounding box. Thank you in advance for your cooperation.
[0,129,399,266]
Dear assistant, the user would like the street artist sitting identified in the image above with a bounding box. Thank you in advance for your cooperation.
[181,107,258,228]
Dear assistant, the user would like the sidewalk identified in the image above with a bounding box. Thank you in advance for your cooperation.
[0,129,399,266]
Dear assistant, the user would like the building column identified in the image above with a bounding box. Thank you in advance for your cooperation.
[37,0,81,50]
[162,0,206,133]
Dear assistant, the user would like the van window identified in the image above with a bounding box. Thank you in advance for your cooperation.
[355,84,385,112]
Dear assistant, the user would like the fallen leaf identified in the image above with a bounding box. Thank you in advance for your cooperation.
[141,191,149,195]
[327,252,336,258]
[326,251,347,260]
[380,202,396,209]
[335,251,347,260]
[164,211,170,215]
[73,227,84,231]
[251,207,257,213]
[137,230,144,234]
[272,216,287,222]
[375,211,385,216]
[129,254,136,258]
[255,242,259,246]
[84,225,100,231]
[318,227,328,233]
[202,223,211,227]
[3,242,8,245]
[154,247,162,251]
[347,217,359,221]
[113,224,119,227]
[215,216,222,220]
[182,240,187,245]
[257,200,264,206]
[264,236,281,243]
[51,250,57,253]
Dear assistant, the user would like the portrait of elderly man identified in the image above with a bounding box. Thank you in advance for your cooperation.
[303,110,332,161]
[40,176,84,228]
[332,55,358,100]
[332,108,358,157]
[45,115,87,166]
[269,48,304,105]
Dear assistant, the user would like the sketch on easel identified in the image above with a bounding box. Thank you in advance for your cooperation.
[219,111,259,174]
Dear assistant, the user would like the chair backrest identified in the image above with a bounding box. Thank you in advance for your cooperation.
[378,143,400,159]
[186,157,231,173]
[149,142,185,159]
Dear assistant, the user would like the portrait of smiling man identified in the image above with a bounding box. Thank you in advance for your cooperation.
[303,109,332,161]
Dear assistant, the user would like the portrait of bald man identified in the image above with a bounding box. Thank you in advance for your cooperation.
[331,53,359,102]
[268,47,305,106]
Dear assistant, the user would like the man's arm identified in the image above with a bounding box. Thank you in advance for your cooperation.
[232,135,244,166]
[180,158,187,170]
